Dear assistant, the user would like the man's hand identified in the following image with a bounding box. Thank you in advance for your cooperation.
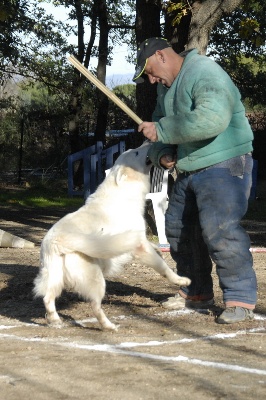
[160,154,177,169]
[138,122,158,142]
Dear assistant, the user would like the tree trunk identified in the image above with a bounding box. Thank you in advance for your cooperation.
[67,0,97,154]
[135,0,162,125]
[68,75,82,155]
[94,0,109,145]
[187,0,244,54]
[68,0,86,156]
[68,0,96,187]
[165,12,191,54]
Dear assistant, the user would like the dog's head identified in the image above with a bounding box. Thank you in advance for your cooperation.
[107,141,153,193]
[114,141,153,175]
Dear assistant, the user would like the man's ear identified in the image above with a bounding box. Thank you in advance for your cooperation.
[155,50,164,63]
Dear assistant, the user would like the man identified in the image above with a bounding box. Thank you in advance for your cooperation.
[133,37,257,324]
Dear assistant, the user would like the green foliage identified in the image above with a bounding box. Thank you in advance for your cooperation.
[0,0,32,64]
[0,184,83,208]
[209,0,265,58]
[163,1,190,26]
[0,79,70,172]
[219,53,266,106]
[0,0,74,94]
[209,0,266,106]
[1,0,265,173]
[113,84,136,98]
[107,84,136,130]
[239,18,264,47]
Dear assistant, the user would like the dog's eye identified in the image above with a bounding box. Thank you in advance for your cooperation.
[135,151,139,156]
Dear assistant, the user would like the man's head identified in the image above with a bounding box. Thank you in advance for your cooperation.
[132,37,183,87]
[132,37,172,84]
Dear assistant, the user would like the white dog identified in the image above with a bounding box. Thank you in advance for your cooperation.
[33,141,190,331]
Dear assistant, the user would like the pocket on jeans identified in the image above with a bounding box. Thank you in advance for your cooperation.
[229,156,245,177]
[244,154,253,174]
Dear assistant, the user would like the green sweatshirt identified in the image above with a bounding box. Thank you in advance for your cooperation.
[148,49,253,172]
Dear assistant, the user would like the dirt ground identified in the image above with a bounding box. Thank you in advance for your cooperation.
[0,198,266,400]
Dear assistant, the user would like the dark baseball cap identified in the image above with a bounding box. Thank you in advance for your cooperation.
[132,37,172,84]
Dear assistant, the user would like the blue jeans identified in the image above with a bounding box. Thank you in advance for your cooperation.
[165,154,257,308]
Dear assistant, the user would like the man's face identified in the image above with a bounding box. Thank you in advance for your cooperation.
[144,50,173,88]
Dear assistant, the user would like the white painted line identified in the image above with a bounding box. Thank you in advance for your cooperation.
[0,375,12,380]
[118,327,266,348]
[0,327,266,377]
[0,325,19,330]
[0,321,38,329]
[61,342,266,376]
[254,315,266,320]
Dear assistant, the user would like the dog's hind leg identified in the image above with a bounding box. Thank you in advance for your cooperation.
[88,265,118,331]
[64,255,118,331]
[38,254,65,327]
[44,291,64,327]
[90,299,118,331]
[134,241,191,287]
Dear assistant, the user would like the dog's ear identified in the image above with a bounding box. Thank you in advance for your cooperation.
[115,167,128,186]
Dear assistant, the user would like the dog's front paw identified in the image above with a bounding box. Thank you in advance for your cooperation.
[168,272,191,287]
[46,316,65,328]
[48,321,66,328]
[177,277,191,287]
[102,322,119,332]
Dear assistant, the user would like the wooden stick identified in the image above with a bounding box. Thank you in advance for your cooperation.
[68,55,143,125]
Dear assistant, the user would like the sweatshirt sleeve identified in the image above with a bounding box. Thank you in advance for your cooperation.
[156,74,237,145]
[147,142,178,169]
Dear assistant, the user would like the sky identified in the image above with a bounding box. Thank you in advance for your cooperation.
[41,2,135,83]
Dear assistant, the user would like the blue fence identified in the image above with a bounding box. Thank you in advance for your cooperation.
[68,141,125,197]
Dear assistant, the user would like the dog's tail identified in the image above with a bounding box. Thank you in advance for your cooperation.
[53,230,142,259]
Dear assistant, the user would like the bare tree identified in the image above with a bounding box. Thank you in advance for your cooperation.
[186,0,244,54]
